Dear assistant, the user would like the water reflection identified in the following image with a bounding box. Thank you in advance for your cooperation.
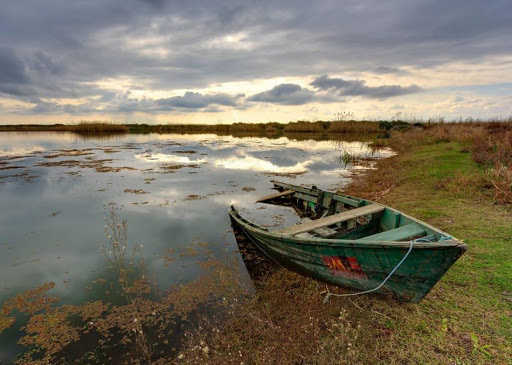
[0,132,393,361]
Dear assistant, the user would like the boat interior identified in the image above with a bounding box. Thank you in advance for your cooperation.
[256,181,445,242]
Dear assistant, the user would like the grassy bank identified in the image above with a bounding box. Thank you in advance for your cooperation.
[0,120,395,136]
[0,121,130,134]
[180,123,512,364]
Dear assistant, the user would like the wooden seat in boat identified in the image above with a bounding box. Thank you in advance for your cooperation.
[299,218,337,237]
[358,223,426,242]
[275,204,384,236]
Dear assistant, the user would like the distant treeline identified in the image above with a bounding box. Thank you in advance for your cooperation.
[0,120,410,135]
[0,122,130,134]
[3,118,510,136]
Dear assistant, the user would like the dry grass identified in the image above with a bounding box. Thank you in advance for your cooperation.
[0,120,380,137]
[328,120,382,134]
[178,270,364,364]
[282,121,326,133]
[71,121,130,134]
[0,121,129,134]
[396,120,512,203]
[129,124,231,135]
[229,123,265,133]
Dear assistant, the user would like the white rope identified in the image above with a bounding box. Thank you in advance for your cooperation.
[323,240,415,303]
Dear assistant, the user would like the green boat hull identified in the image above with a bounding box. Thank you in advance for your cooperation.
[229,183,467,303]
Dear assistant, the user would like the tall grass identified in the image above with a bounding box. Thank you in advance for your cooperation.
[127,123,230,134]
[229,122,267,133]
[328,121,382,134]
[282,121,326,133]
[0,120,377,135]
[2,118,511,147]
[71,121,129,134]
[395,118,512,204]
[0,121,128,134]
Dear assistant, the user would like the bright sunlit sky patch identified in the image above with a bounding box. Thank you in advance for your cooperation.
[0,0,511,124]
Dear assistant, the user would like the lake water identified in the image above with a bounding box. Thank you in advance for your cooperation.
[0,132,392,361]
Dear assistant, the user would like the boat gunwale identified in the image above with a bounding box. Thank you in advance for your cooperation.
[228,206,467,250]
[257,180,465,246]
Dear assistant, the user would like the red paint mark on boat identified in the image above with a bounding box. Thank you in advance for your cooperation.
[323,256,366,278]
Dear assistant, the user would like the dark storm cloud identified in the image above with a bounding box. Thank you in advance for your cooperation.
[29,52,65,75]
[0,47,33,97]
[0,47,95,99]
[374,67,407,75]
[137,0,167,9]
[27,90,246,115]
[0,0,511,110]
[156,92,244,109]
[247,77,422,106]
[311,75,422,99]
[248,84,316,105]
[0,48,28,84]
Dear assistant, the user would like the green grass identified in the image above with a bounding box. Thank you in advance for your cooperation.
[344,141,512,363]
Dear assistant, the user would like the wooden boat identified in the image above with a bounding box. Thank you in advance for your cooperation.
[228,180,467,303]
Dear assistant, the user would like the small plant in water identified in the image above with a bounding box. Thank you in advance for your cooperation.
[339,150,352,167]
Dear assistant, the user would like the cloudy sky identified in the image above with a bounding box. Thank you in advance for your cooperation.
[0,0,511,124]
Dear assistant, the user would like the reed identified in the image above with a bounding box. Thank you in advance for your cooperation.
[282,121,325,133]
[0,122,129,134]
[393,118,512,204]
[328,120,382,134]
[1,118,511,146]
[71,121,129,134]
[229,122,267,133]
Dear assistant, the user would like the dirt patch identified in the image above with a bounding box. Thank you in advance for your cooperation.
[37,156,136,173]
[0,155,25,162]
[160,164,185,172]
[123,189,148,194]
[36,160,82,168]
[174,150,197,154]
[179,247,199,257]
[182,191,225,201]
[0,171,35,182]
[241,186,256,192]
[98,148,121,154]
[43,149,94,159]
[94,166,137,173]
[183,194,203,201]
[0,166,26,170]
[159,164,202,173]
